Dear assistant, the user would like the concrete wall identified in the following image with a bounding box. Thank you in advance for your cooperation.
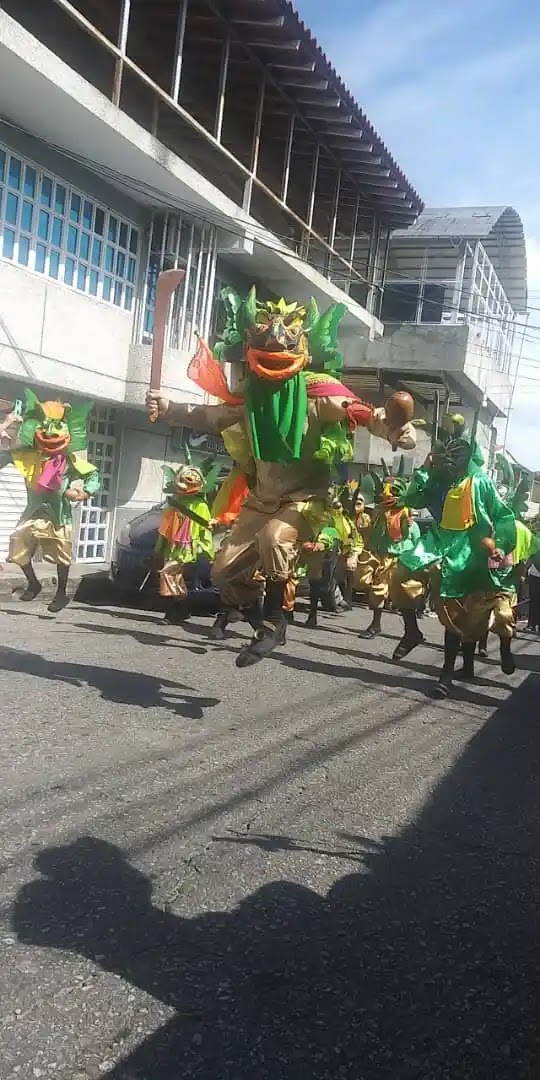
[0,123,150,404]
[0,120,145,227]
[112,407,207,544]
[126,345,207,409]
[353,426,430,473]
[342,323,471,374]
[0,261,134,402]
[463,334,512,416]
[342,322,512,416]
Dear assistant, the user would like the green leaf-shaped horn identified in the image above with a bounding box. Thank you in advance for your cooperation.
[67,401,94,453]
[18,417,40,448]
[360,473,377,504]
[369,469,384,499]
[310,303,347,354]
[237,285,257,335]
[495,452,514,491]
[220,285,242,315]
[304,297,320,333]
[23,388,41,417]
[161,465,177,490]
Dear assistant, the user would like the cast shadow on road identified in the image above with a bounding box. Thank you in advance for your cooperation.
[1,608,209,655]
[269,649,503,708]
[0,645,219,720]
[12,672,540,1079]
[305,637,505,690]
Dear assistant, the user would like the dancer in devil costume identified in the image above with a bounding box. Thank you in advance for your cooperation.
[0,390,100,612]
[389,414,528,696]
[356,458,420,640]
[154,458,219,619]
[147,286,416,667]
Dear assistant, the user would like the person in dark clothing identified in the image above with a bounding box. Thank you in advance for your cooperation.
[527,562,540,633]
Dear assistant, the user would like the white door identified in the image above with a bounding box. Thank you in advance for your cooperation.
[0,463,26,561]
[77,405,118,562]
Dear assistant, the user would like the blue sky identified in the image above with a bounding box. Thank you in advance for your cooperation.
[297,0,540,467]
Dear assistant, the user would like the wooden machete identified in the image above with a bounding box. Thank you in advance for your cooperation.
[147,268,186,422]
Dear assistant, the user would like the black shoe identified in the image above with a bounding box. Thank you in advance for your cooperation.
[393,630,424,661]
[457,643,475,680]
[164,608,190,625]
[47,593,69,614]
[236,620,286,668]
[20,583,42,602]
[433,675,453,699]
[500,639,516,676]
[456,666,475,682]
[209,612,230,640]
[359,624,381,640]
[477,648,488,659]
[305,614,318,629]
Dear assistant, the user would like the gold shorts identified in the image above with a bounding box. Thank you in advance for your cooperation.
[159,561,188,598]
[354,551,395,609]
[9,517,72,567]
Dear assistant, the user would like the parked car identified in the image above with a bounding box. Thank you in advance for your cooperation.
[110,505,221,614]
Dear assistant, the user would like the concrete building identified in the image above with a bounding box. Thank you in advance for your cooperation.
[342,206,528,469]
[0,0,422,561]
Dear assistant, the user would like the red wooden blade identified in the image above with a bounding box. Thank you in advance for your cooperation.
[148,269,186,421]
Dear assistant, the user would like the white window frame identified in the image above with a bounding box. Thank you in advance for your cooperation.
[77,405,118,563]
[141,211,218,350]
[0,141,140,312]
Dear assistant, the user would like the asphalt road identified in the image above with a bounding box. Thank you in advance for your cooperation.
[0,596,539,1080]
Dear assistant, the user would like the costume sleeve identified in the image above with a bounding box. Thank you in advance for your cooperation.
[408,521,421,544]
[166,402,243,436]
[475,474,516,554]
[400,467,432,510]
[83,469,101,498]
[316,396,372,425]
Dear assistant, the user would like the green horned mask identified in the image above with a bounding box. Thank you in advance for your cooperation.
[18,389,93,456]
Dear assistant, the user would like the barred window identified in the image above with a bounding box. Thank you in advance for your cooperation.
[0,143,139,311]
[142,212,217,350]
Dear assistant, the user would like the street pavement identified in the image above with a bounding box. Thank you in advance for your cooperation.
[0,597,539,1079]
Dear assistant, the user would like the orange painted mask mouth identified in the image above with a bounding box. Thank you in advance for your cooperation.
[35,430,71,454]
[246,347,307,382]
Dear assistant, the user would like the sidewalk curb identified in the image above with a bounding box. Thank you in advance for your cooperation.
[0,563,111,602]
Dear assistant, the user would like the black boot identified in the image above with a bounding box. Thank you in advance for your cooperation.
[477,633,488,659]
[47,563,70,614]
[20,562,42,602]
[341,572,354,611]
[457,641,475,681]
[236,583,287,668]
[434,631,461,698]
[305,582,321,629]
[393,609,425,660]
[209,611,231,640]
[359,609,382,639]
[164,597,190,624]
[500,637,516,676]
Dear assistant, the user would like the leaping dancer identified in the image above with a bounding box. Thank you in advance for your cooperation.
[147,278,417,668]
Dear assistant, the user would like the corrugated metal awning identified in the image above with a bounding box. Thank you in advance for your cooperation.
[391,206,527,313]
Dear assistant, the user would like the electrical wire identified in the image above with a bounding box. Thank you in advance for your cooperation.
[1,119,539,402]
[1,115,537,338]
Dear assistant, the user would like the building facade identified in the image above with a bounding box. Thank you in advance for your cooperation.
[0,0,422,560]
[341,206,528,467]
